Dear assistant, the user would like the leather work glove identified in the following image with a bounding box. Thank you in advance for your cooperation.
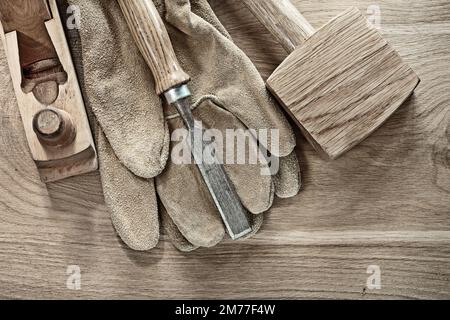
[56,0,301,251]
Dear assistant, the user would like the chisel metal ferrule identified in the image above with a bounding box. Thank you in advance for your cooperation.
[164,84,191,104]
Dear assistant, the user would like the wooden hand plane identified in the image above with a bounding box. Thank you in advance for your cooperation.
[0,0,97,182]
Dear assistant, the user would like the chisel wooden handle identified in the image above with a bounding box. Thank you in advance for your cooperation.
[117,0,190,95]
[241,0,315,53]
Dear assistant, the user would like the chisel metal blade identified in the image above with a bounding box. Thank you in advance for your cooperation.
[165,85,252,240]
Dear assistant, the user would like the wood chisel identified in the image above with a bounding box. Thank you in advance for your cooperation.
[117,0,252,240]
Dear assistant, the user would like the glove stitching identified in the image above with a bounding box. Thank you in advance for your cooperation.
[164,94,225,120]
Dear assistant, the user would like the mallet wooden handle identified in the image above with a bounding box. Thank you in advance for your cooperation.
[117,0,190,95]
[241,0,315,53]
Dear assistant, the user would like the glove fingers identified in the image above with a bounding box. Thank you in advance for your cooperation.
[225,160,275,215]
[157,97,275,246]
[160,205,199,252]
[161,203,264,251]
[273,151,302,199]
[160,98,274,248]
[67,0,169,179]
[242,212,265,240]
[195,98,275,214]
[156,159,226,248]
[97,130,160,251]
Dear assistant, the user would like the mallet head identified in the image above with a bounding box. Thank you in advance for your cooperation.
[267,8,420,159]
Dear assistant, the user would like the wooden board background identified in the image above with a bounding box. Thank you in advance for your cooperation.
[0,0,449,299]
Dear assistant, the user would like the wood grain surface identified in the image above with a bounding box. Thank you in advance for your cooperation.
[0,0,449,299]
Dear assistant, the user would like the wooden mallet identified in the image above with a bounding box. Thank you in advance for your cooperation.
[242,0,420,159]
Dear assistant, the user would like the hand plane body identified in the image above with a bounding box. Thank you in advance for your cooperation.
[0,0,97,182]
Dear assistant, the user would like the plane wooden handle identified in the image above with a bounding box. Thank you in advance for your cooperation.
[241,0,315,53]
[117,0,190,95]
[0,0,57,67]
